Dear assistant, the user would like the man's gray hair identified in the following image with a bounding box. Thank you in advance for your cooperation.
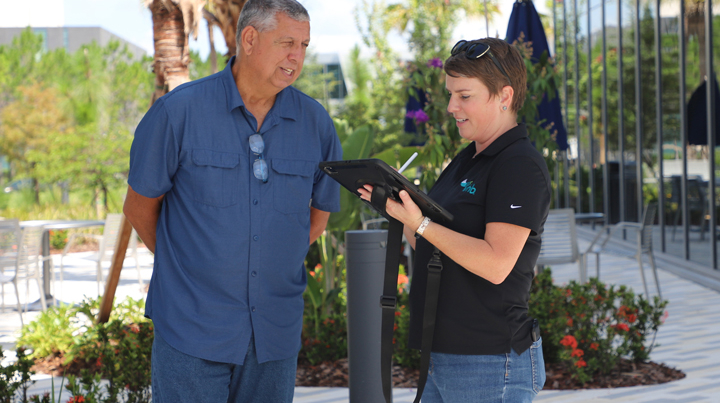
[236,0,310,45]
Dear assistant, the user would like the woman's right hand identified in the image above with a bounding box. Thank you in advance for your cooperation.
[357,185,425,232]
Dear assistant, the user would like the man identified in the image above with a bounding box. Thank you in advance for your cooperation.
[123,0,341,401]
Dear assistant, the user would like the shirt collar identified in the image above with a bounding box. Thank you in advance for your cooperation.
[478,123,528,157]
[222,56,299,121]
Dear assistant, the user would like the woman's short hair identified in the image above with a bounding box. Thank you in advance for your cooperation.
[236,0,310,44]
[444,38,527,113]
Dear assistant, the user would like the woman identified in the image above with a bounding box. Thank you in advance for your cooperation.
[359,38,550,402]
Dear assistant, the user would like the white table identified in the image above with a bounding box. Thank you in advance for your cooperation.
[20,220,105,309]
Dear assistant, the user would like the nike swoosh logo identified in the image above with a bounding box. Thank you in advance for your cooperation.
[510,204,522,209]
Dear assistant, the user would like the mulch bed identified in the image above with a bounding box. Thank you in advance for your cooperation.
[31,354,91,378]
[34,354,684,390]
[295,358,685,389]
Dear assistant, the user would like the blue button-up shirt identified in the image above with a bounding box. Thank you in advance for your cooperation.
[128,57,341,364]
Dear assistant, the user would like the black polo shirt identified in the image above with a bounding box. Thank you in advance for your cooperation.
[408,124,551,355]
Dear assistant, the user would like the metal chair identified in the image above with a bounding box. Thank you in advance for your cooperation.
[0,218,20,274]
[1,224,54,325]
[0,219,23,324]
[59,213,142,296]
[587,203,661,299]
[536,208,586,281]
[669,176,708,241]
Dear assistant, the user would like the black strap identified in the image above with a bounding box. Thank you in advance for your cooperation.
[413,247,442,403]
[373,186,442,403]
[380,217,404,403]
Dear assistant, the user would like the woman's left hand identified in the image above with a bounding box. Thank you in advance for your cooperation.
[357,185,425,232]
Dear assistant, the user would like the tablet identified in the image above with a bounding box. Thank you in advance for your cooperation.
[320,159,454,224]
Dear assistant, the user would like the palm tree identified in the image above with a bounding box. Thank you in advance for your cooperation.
[144,0,245,101]
[144,0,203,102]
[204,0,246,72]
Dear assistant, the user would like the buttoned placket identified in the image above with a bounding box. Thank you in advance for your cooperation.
[245,108,279,324]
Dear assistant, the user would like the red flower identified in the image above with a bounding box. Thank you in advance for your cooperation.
[627,314,637,323]
[571,348,584,358]
[397,274,408,285]
[394,311,402,317]
[590,343,599,350]
[560,335,578,349]
[566,318,573,327]
[566,289,572,297]
[616,323,629,332]
[575,359,587,368]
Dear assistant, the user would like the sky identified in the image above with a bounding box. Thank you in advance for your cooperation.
[1,0,550,61]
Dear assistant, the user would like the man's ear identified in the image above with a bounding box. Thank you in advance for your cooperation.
[239,26,258,56]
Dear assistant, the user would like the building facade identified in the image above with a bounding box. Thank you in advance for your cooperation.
[551,0,720,278]
[0,27,147,61]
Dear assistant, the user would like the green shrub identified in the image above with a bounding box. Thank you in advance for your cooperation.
[65,319,153,403]
[16,297,152,403]
[49,229,68,250]
[18,303,78,359]
[0,347,36,403]
[300,311,348,365]
[301,261,347,365]
[529,268,668,384]
[299,264,420,368]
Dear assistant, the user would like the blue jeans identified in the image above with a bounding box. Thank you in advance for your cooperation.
[151,332,296,403]
[422,338,545,403]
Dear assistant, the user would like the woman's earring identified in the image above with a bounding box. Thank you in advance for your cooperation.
[502,105,508,111]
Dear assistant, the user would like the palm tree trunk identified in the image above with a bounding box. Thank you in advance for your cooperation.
[207,0,246,60]
[207,16,218,74]
[149,0,191,104]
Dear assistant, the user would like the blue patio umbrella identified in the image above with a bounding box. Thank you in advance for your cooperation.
[505,0,568,150]
[687,77,720,146]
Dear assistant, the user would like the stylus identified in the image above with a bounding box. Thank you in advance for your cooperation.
[397,152,418,174]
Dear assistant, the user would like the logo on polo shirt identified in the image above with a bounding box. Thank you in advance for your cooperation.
[460,179,476,195]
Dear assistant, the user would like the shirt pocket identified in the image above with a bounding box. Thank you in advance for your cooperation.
[191,149,241,207]
[271,158,316,214]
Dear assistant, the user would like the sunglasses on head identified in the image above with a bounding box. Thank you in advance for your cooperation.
[451,40,513,87]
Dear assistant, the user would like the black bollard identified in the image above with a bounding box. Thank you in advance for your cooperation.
[345,229,388,403]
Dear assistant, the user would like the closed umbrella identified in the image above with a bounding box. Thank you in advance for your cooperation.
[506,0,568,150]
[687,77,720,146]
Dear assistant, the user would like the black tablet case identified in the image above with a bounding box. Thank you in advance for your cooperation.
[319,158,453,224]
